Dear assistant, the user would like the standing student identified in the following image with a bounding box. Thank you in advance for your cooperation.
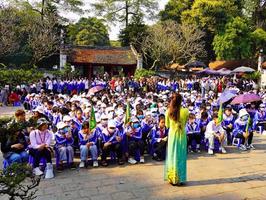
[29,118,54,179]
[151,114,168,161]
[165,93,189,186]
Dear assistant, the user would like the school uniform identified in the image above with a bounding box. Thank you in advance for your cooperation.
[55,130,74,163]
[205,120,226,150]
[233,119,253,146]
[151,126,169,159]
[78,130,98,162]
[253,111,266,134]
[101,128,123,162]
[221,114,235,144]
[185,121,201,150]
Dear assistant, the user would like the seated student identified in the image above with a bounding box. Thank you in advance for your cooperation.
[253,104,266,134]
[141,111,154,151]
[185,113,201,153]
[63,115,79,154]
[29,118,54,179]
[205,113,227,155]
[136,110,145,122]
[221,105,235,145]
[199,111,209,139]
[78,121,99,168]
[1,123,29,165]
[233,109,255,151]
[101,120,124,166]
[125,117,145,164]
[114,109,125,134]
[73,108,86,131]
[151,114,168,161]
[55,122,75,171]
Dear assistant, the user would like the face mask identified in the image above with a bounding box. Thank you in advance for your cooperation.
[206,106,211,110]
[63,127,70,133]
[137,115,144,120]
[189,107,194,111]
[102,120,108,127]
[133,123,140,129]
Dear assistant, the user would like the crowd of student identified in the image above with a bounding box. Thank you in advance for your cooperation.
[0,75,265,179]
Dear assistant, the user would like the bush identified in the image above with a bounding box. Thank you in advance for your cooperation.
[0,69,43,88]
[134,68,155,79]
[243,71,261,81]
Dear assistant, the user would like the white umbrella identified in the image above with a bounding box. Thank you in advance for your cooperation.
[231,66,255,73]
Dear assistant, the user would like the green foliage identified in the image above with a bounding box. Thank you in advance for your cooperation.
[119,16,148,51]
[213,17,252,60]
[159,0,193,23]
[0,163,40,200]
[91,0,158,27]
[110,40,121,47]
[181,0,240,33]
[243,71,261,81]
[251,28,266,51]
[0,69,43,88]
[0,117,13,127]
[67,17,110,46]
[134,68,155,79]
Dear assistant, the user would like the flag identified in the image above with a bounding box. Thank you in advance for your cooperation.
[245,115,250,133]
[124,101,131,125]
[218,103,223,124]
[90,106,96,131]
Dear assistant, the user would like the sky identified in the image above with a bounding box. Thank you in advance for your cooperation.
[63,0,169,40]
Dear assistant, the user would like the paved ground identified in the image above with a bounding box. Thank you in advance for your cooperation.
[1,106,266,200]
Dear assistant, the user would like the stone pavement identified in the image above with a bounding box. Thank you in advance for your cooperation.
[1,106,266,200]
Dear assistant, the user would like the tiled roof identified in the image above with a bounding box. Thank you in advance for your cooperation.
[65,46,137,65]
[209,60,256,70]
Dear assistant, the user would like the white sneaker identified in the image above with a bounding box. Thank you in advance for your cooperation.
[45,163,54,179]
[221,147,227,154]
[208,148,214,155]
[79,161,85,168]
[262,131,266,135]
[33,167,43,176]
[93,161,99,167]
[239,144,247,151]
[140,157,145,163]
[128,157,137,165]
[247,144,255,150]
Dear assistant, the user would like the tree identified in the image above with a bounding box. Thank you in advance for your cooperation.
[213,17,252,60]
[119,16,148,51]
[159,0,194,23]
[251,28,266,51]
[67,17,110,46]
[91,0,158,28]
[141,20,206,69]
[0,7,21,57]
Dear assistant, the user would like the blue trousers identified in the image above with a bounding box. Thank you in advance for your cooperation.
[80,144,98,161]
[6,151,29,165]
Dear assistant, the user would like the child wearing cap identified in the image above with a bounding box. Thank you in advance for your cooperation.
[29,118,54,179]
[101,120,124,166]
[55,122,75,171]
[78,121,99,168]
[151,114,168,161]
[125,117,145,164]
[233,109,254,151]
[185,113,201,153]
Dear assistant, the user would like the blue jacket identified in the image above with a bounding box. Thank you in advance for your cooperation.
[101,128,123,144]
[253,111,266,129]
[55,131,74,147]
[185,121,201,135]
[124,126,143,142]
[151,126,169,145]
[78,130,98,145]
[232,119,252,137]
[221,114,235,130]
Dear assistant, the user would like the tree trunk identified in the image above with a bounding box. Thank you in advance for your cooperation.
[41,0,45,20]
[125,0,129,28]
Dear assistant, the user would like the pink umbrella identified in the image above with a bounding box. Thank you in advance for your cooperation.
[88,85,104,94]
[231,93,261,105]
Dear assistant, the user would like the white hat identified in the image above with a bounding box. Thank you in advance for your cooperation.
[84,108,90,113]
[239,109,249,118]
[100,103,107,108]
[151,108,158,113]
[63,115,72,122]
[57,121,68,130]
[101,114,108,120]
[108,120,116,128]
[95,113,101,123]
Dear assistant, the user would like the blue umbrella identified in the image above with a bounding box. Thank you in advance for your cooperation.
[218,90,237,104]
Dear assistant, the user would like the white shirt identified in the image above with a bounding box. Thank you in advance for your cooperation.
[205,120,225,138]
